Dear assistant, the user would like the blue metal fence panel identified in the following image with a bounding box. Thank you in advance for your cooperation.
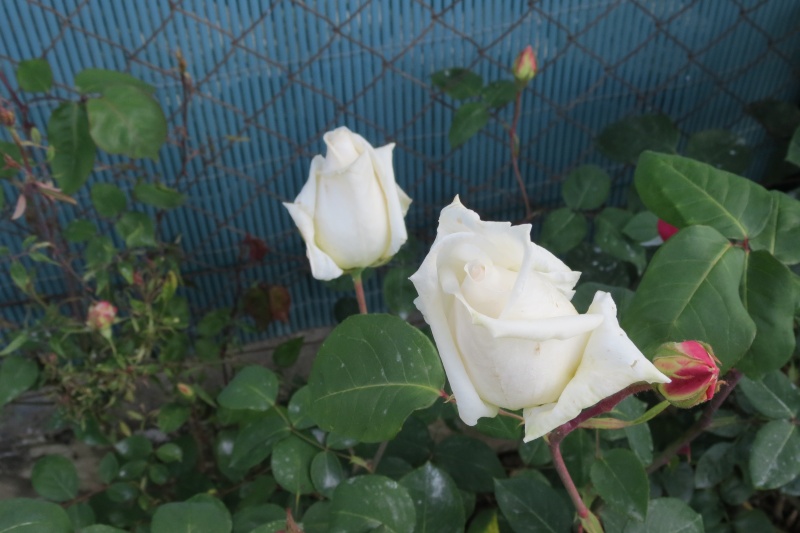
[0,0,798,337]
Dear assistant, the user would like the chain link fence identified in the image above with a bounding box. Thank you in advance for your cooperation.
[1,0,799,335]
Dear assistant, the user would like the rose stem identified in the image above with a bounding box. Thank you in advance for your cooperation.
[647,368,742,474]
[547,383,652,520]
[352,272,368,314]
[509,90,532,220]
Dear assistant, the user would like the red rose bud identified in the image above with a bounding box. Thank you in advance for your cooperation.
[657,219,679,241]
[86,301,117,330]
[513,45,537,84]
[653,341,721,408]
[177,383,195,400]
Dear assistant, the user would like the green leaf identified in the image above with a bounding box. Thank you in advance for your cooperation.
[63,219,96,242]
[75,68,156,95]
[115,212,156,248]
[105,481,137,503]
[215,429,246,482]
[473,412,523,440]
[10,261,30,292]
[87,84,167,160]
[562,429,594,486]
[31,455,79,502]
[571,282,634,317]
[432,435,506,493]
[494,477,572,533]
[272,436,323,495]
[622,226,756,371]
[308,314,444,442]
[273,336,303,367]
[157,403,191,433]
[231,504,283,533]
[562,165,611,210]
[84,236,115,270]
[597,114,679,164]
[0,141,22,179]
[686,129,752,174]
[431,68,483,100]
[288,385,315,430]
[590,449,648,521]
[750,190,800,265]
[67,502,95,529]
[539,208,587,255]
[738,251,796,376]
[738,371,800,419]
[117,459,146,481]
[694,442,735,489]
[134,182,185,209]
[0,355,39,406]
[97,452,119,484]
[634,151,774,240]
[17,59,53,92]
[623,498,703,533]
[622,211,659,243]
[594,207,646,274]
[384,416,434,466]
[788,125,800,166]
[156,443,183,463]
[311,451,347,498]
[230,409,291,470]
[383,266,417,317]
[747,99,800,138]
[0,498,72,533]
[481,80,517,108]
[90,183,126,217]
[733,509,776,533]
[400,463,465,533]
[82,526,128,533]
[330,475,416,533]
[749,420,800,489]
[449,102,489,148]
[151,499,232,533]
[114,435,152,461]
[47,102,96,194]
[217,365,278,411]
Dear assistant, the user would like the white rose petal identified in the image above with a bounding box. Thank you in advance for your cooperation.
[283,126,411,280]
[410,197,669,438]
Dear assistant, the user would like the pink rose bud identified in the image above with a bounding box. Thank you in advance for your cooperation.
[87,301,117,330]
[657,219,679,241]
[653,341,721,408]
[513,45,537,84]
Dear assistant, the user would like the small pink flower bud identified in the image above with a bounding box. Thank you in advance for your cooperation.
[87,301,117,330]
[513,45,537,84]
[0,107,15,128]
[657,219,679,241]
[177,383,195,400]
[653,341,721,408]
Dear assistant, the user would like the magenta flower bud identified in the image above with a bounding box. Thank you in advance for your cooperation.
[653,341,720,408]
[87,301,117,331]
[513,45,537,84]
[657,219,679,242]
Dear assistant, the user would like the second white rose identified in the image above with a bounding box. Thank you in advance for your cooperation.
[410,197,669,441]
[284,127,412,280]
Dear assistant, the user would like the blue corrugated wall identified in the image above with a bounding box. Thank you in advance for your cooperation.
[1,0,799,337]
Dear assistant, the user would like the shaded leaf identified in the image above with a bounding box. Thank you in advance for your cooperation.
[749,420,800,489]
[431,68,483,100]
[329,475,416,533]
[47,102,96,194]
[597,114,679,164]
[540,208,587,255]
[494,477,572,533]
[217,366,278,411]
[0,355,39,406]
[562,165,611,210]
[590,449,649,521]
[31,455,78,502]
[400,463,465,533]
[686,129,752,174]
[449,102,489,148]
[17,59,53,92]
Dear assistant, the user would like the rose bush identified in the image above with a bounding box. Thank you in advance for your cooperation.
[410,197,670,441]
[283,126,412,280]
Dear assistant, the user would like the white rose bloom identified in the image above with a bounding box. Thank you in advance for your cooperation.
[284,127,412,280]
[410,197,669,442]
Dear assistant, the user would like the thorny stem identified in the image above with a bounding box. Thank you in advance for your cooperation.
[647,369,743,474]
[547,383,653,520]
[509,90,532,220]
[353,273,368,314]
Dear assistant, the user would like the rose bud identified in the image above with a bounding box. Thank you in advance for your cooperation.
[86,301,117,331]
[283,127,411,280]
[0,107,15,127]
[657,219,679,241]
[410,197,669,442]
[653,341,720,408]
[513,45,537,84]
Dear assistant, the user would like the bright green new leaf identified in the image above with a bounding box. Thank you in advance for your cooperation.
[686,129,752,174]
[634,151,773,240]
[217,365,278,411]
[431,68,483,100]
[329,475,416,533]
[134,182,186,209]
[75,68,156,95]
[0,498,72,533]
[749,420,800,489]
[0,355,39,406]
[308,314,444,442]
[622,226,755,371]
[596,114,679,164]
[17,59,53,92]
[449,102,489,148]
[738,251,796,377]
[540,208,587,255]
[400,463,465,533]
[562,165,611,210]
[494,477,573,533]
[47,102,96,194]
[31,455,79,502]
[590,449,649,521]
[87,84,167,160]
